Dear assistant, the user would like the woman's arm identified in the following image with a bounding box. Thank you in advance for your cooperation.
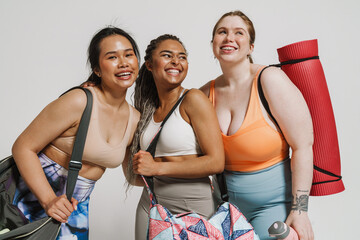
[132,89,225,178]
[261,67,314,240]
[11,89,86,223]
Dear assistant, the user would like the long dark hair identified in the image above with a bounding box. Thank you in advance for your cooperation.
[86,26,140,85]
[126,34,186,186]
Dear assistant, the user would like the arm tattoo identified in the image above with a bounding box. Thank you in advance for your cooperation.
[291,190,309,214]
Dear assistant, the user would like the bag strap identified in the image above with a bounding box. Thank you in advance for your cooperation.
[142,90,190,203]
[59,87,93,200]
[0,87,92,240]
[257,59,342,186]
[215,173,229,202]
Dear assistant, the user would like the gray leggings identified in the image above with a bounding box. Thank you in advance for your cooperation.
[135,176,215,240]
[213,159,292,240]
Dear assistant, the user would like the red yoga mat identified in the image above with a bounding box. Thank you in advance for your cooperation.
[277,39,344,196]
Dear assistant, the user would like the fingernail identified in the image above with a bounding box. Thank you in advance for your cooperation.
[75,205,77,211]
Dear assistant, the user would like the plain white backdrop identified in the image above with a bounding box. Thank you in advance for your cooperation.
[0,0,359,239]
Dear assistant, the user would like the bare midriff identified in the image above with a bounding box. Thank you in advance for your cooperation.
[154,153,199,163]
[42,145,105,181]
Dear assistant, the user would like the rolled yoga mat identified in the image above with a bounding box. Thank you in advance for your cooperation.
[277,39,344,196]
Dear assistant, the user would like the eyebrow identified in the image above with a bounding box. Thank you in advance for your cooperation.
[217,26,245,31]
[104,48,134,56]
[160,50,187,55]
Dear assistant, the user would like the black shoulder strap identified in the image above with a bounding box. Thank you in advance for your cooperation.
[215,172,229,202]
[271,56,319,68]
[258,56,320,128]
[146,90,189,156]
[0,87,92,240]
[59,87,93,200]
[143,90,190,201]
[257,66,281,130]
[258,56,321,121]
[259,58,342,186]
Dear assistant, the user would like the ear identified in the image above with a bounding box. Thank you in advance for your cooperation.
[145,61,152,71]
[94,67,101,77]
[249,43,254,55]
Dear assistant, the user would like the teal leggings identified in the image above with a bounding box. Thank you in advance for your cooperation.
[215,159,292,240]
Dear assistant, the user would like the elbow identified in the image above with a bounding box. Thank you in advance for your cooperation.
[292,139,313,153]
[213,166,224,175]
[214,159,225,174]
[290,143,314,165]
[11,138,21,159]
[209,153,225,174]
[11,137,33,161]
[11,140,24,166]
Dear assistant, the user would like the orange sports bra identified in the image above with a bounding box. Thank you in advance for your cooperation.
[49,87,134,169]
[209,67,289,172]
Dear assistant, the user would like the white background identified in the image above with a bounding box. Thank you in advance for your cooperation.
[0,0,359,239]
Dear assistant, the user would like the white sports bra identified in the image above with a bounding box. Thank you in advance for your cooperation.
[140,92,202,157]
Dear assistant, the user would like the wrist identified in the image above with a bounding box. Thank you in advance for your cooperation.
[291,189,309,214]
[289,209,309,216]
[154,161,164,176]
[39,193,57,210]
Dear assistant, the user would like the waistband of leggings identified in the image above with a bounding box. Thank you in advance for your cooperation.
[225,157,290,175]
[39,152,96,185]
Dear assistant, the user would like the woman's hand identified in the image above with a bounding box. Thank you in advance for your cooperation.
[285,211,314,240]
[132,150,159,176]
[44,195,79,223]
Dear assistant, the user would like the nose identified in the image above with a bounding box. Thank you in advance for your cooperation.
[171,56,180,65]
[225,33,235,42]
[118,57,129,68]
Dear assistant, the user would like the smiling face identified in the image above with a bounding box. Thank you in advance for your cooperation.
[96,34,139,90]
[212,15,254,63]
[146,39,188,88]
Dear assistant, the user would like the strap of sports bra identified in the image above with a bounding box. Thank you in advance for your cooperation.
[142,90,190,203]
[258,58,342,186]
[258,56,320,128]
[257,66,281,130]
[258,56,321,122]
[59,86,93,200]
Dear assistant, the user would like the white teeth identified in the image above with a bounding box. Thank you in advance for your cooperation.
[116,72,131,77]
[166,69,180,74]
[221,47,236,50]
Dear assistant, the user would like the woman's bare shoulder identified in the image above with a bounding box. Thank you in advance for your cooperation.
[199,76,219,97]
[129,104,140,124]
[57,88,89,110]
[199,81,211,97]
